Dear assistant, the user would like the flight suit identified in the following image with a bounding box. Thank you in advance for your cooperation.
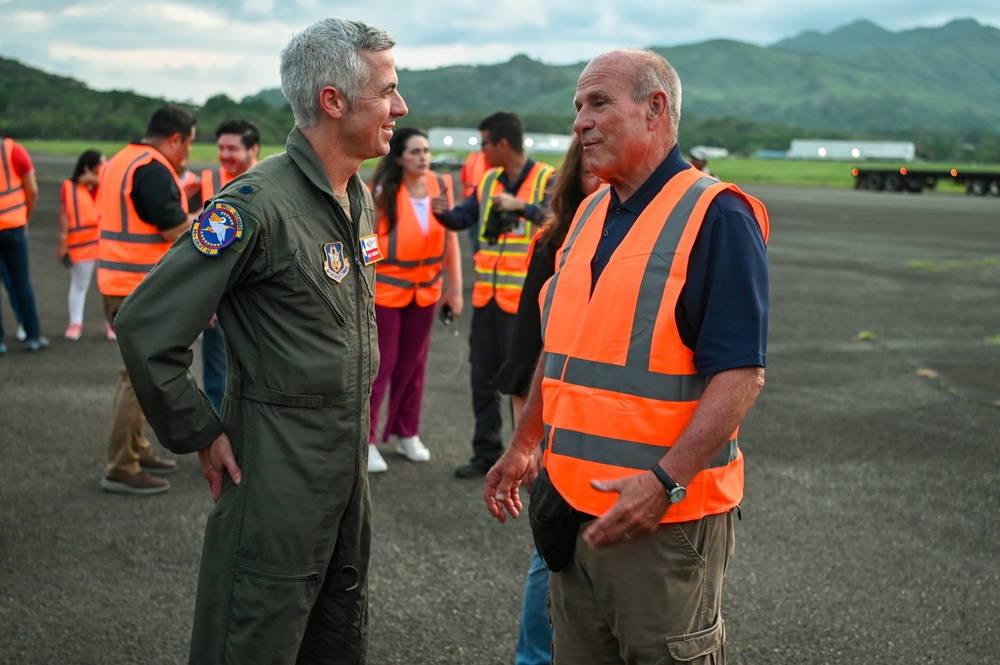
[115,127,379,665]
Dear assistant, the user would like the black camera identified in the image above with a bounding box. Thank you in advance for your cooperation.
[439,303,453,325]
[482,209,521,245]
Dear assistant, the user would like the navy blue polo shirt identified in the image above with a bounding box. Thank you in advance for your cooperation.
[590,145,768,375]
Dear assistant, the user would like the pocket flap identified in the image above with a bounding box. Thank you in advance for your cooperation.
[666,615,725,661]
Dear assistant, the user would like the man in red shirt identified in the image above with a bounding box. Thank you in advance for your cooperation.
[0,137,47,355]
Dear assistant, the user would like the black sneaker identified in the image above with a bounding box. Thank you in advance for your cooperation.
[25,336,50,352]
[455,457,494,479]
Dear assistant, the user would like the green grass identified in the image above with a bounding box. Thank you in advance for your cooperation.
[20,140,1000,191]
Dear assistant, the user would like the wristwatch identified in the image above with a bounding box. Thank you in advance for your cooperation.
[650,465,686,504]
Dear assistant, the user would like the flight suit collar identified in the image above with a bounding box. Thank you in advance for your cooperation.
[285,126,367,212]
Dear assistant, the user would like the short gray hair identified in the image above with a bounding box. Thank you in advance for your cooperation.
[280,18,396,128]
[631,50,682,135]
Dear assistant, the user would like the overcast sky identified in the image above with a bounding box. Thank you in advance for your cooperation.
[2,1,998,105]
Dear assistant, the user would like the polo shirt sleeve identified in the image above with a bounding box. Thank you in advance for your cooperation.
[11,143,34,176]
[434,190,480,231]
[131,161,188,231]
[677,190,769,376]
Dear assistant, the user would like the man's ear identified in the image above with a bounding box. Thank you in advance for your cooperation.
[319,85,349,119]
[648,91,668,126]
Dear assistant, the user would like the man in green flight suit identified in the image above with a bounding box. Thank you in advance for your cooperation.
[114,17,408,664]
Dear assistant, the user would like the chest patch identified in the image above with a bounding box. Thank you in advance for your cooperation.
[359,234,383,266]
[192,202,243,256]
[324,241,350,282]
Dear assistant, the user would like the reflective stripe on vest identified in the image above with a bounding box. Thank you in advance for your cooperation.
[374,171,451,308]
[63,180,101,262]
[472,162,554,313]
[97,145,184,296]
[0,138,27,229]
[540,169,769,523]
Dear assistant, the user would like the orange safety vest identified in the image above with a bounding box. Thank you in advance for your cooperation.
[539,169,769,523]
[0,138,28,230]
[199,166,235,204]
[374,172,453,308]
[97,144,187,297]
[62,180,101,262]
[461,151,487,199]
[473,162,555,314]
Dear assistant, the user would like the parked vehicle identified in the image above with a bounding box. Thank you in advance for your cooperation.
[852,166,1000,196]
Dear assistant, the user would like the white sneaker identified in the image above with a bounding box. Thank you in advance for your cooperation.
[368,445,387,473]
[395,435,431,462]
[16,325,26,342]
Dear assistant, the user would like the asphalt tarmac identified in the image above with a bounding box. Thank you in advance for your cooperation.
[1,154,998,664]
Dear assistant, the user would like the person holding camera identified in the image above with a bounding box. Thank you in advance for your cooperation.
[431,111,555,479]
[367,127,463,473]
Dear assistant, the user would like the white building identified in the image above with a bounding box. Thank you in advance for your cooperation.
[787,139,916,161]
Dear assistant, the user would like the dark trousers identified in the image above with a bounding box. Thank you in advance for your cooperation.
[0,226,40,341]
[469,299,515,463]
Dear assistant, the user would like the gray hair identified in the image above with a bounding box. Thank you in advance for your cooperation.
[280,18,396,128]
[631,50,682,135]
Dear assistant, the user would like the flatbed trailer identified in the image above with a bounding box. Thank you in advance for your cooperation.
[852,166,1000,196]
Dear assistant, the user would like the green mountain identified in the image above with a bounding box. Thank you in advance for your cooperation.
[251,18,1000,135]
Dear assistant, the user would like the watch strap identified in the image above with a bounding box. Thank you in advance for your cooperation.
[651,464,681,497]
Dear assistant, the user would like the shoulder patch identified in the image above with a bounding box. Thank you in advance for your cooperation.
[191,201,244,256]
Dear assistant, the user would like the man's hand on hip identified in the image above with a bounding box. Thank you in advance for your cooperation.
[197,432,242,503]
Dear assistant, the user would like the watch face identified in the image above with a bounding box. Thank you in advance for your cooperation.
[670,487,687,504]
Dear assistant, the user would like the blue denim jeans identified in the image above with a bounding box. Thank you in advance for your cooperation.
[0,226,40,341]
[515,549,552,665]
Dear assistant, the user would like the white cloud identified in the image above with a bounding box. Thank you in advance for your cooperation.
[1,0,999,103]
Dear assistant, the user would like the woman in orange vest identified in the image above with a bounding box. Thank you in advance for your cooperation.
[492,136,602,665]
[367,127,463,473]
[56,150,105,340]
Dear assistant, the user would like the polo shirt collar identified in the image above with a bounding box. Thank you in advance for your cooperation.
[609,144,689,212]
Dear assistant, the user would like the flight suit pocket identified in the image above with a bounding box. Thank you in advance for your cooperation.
[225,558,325,663]
[665,615,725,664]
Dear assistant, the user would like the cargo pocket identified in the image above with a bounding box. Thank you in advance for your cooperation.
[224,558,325,663]
[666,616,725,664]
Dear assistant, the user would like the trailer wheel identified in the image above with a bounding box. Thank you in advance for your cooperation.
[864,173,883,191]
[989,180,1000,197]
[906,179,924,193]
[885,174,904,192]
[969,179,989,196]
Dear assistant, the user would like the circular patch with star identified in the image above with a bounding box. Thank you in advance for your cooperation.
[191,201,244,256]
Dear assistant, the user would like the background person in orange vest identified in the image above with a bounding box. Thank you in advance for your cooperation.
[460,148,487,251]
[485,49,769,663]
[56,149,106,341]
[492,135,602,665]
[431,111,555,479]
[193,118,261,412]
[366,126,463,473]
[97,105,199,495]
[0,136,47,355]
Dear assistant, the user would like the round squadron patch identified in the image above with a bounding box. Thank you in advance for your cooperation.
[192,201,244,256]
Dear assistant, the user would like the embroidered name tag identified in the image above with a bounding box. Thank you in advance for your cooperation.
[360,234,383,266]
[191,202,244,256]
[324,241,350,282]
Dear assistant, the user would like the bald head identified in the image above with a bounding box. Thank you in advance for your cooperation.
[573,49,683,199]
